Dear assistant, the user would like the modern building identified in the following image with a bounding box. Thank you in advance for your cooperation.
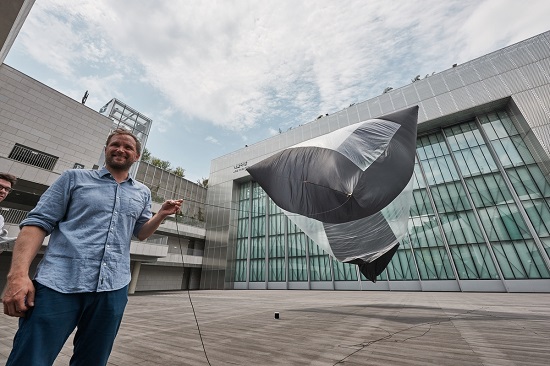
[133,161,206,291]
[0,65,207,292]
[0,62,207,292]
[0,2,206,293]
[203,31,550,293]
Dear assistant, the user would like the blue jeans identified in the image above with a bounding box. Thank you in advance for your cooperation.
[6,281,128,366]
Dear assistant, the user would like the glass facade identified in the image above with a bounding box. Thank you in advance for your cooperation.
[233,110,550,286]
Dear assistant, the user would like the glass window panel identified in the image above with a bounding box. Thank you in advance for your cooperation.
[527,166,550,197]
[333,261,358,281]
[508,167,543,199]
[249,258,265,282]
[309,256,332,281]
[416,145,427,161]
[515,240,545,278]
[450,244,498,279]
[414,247,455,280]
[523,199,550,236]
[289,256,308,281]
[387,239,419,280]
[497,111,518,136]
[234,260,247,282]
[510,136,536,165]
[541,237,550,258]
[501,242,528,279]
[236,182,253,282]
[269,258,286,281]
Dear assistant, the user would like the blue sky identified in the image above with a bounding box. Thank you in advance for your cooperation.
[5,0,550,182]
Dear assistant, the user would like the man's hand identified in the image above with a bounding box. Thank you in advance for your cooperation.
[137,199,185,241]
[2,274,35,317]
[159,199,183,216]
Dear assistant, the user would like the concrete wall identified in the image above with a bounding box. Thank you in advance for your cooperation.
[0,64,112,183]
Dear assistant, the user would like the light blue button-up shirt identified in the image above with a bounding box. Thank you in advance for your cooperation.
[20,167,152,293]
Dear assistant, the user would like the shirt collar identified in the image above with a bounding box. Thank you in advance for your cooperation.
[98,167,135,185]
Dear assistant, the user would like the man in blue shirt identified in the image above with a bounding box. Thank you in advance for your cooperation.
[2,128,183,365]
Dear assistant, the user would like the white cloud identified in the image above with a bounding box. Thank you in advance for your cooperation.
[151,107,176,133]
[9,0,549,180]
[457,0,550,62]
[268,127,279,136]
[205,136,219,145]
[14,0,550,136]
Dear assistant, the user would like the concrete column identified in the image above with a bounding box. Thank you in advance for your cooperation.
[128,261,142,294]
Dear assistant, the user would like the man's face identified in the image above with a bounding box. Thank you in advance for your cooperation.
[0,178,12,203]
[104,134,140,171]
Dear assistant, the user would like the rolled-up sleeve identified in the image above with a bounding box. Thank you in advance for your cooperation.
[21,171,73,234]
[132,189,152,237]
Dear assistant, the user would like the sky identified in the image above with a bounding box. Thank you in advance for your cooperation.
[5,0,550,183]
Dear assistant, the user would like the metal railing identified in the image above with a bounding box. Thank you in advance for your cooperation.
[0,208,28,225]
[141,233,168,246]
[8,144,58,170]
[164,215,206,229]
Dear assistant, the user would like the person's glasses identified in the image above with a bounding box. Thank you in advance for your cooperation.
[0,185,12,193]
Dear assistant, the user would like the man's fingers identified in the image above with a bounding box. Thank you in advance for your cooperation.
[27,293,35,307]
[3,302,24,317]
[15,297,28,313]
[2,280,35,316]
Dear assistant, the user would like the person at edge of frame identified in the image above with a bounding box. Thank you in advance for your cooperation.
[0,172,17,240]
[1,128,183,366]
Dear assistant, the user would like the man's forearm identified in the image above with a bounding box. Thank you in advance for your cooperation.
[137,199,182,241]
[136,213,168,241]
[8,226,47,278]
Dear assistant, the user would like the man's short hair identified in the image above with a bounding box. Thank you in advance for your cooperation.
[0,172,17,187]
[105,128,142,156]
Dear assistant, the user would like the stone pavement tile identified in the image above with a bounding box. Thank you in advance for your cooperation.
[1,291,549,365]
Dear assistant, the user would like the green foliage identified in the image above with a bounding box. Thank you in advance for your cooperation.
[173,166,185,177]
[141,148,152,162]
[144,149,187,179]
[151,157,171,171]
[197,178,208,188]
[197,207,205,221]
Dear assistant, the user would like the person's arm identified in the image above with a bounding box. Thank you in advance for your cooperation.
[2,171,71,317]
[2,226,47,317]
[136,199,183,241]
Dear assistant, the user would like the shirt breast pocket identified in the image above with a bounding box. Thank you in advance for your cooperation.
[125,197,144,218]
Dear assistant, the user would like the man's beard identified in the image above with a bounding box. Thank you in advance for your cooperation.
[106,154,134,171]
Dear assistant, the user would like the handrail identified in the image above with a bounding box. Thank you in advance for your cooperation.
[0,208,28,225]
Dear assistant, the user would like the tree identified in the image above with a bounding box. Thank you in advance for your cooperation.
[173,166,185,177]
[151,157,171,171]
[197,178,208,188]
[141,148,151,163]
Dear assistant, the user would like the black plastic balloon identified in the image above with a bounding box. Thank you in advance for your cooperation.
[247,106,419,224]
[247,106,419,282]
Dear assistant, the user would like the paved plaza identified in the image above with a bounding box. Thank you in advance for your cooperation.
[1,290,550,365]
